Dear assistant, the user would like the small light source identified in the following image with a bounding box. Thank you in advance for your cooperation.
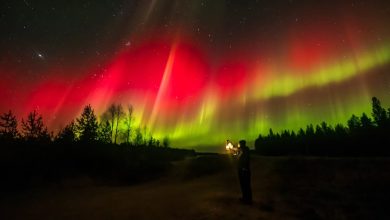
[226,142,233,150]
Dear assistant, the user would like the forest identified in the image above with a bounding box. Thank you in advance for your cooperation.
[0,104,194,190]
[255,97,390,156]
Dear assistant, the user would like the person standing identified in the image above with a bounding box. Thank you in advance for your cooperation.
[237,139,252,204]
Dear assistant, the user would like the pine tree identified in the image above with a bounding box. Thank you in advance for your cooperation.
[371,97,387,127]
[320,121,333,135]
[56,121,76,143]
[297,128,305,137]
[0,110,19,140]
[334,124,347,136]
[305,124,315,136]
[347,114,361,131]
[21,110,49,141]
[254,134,264,151]
[76,105,98,143]
[360,113,373,129]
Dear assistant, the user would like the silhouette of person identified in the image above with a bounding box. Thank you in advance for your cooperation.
[237,139,252,204]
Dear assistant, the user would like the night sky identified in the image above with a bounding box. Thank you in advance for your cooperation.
[1,0,390,148]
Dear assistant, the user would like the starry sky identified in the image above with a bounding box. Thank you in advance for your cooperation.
[1,0,390,149]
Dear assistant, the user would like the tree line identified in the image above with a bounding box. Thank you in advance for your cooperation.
[0,104,169,147]
[0,104,192,190]
[255,97,390,156]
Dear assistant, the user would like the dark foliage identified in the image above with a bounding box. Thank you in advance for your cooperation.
[0,105,195,191]
[97,120,112,144]
[255,97,390,156]
[55,120,76,144]
[76,105,99,143]
[21,110,50,142]
[0,110,19,141]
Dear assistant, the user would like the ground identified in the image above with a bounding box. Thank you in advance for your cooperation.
[1,155,390,220]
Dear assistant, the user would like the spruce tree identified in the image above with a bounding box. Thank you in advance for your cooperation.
[21,110,50,141]
[76,105,99,143]
[372,97,387,127]
[0,110,19,140]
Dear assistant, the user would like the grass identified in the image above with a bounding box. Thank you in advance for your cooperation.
[1,154,390,219]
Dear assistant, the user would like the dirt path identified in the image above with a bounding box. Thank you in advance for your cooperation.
[1,155,389,220]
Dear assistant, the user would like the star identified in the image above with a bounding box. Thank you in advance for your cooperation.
[34,50,45,60]
[37,52,45,60]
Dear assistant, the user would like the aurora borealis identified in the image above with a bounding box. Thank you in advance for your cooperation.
[1,1,390,149]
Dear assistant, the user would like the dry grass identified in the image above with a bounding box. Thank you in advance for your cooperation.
[1,155,390,220]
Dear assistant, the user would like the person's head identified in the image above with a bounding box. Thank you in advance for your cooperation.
[238,140,249,152]
[239,140,246,147]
